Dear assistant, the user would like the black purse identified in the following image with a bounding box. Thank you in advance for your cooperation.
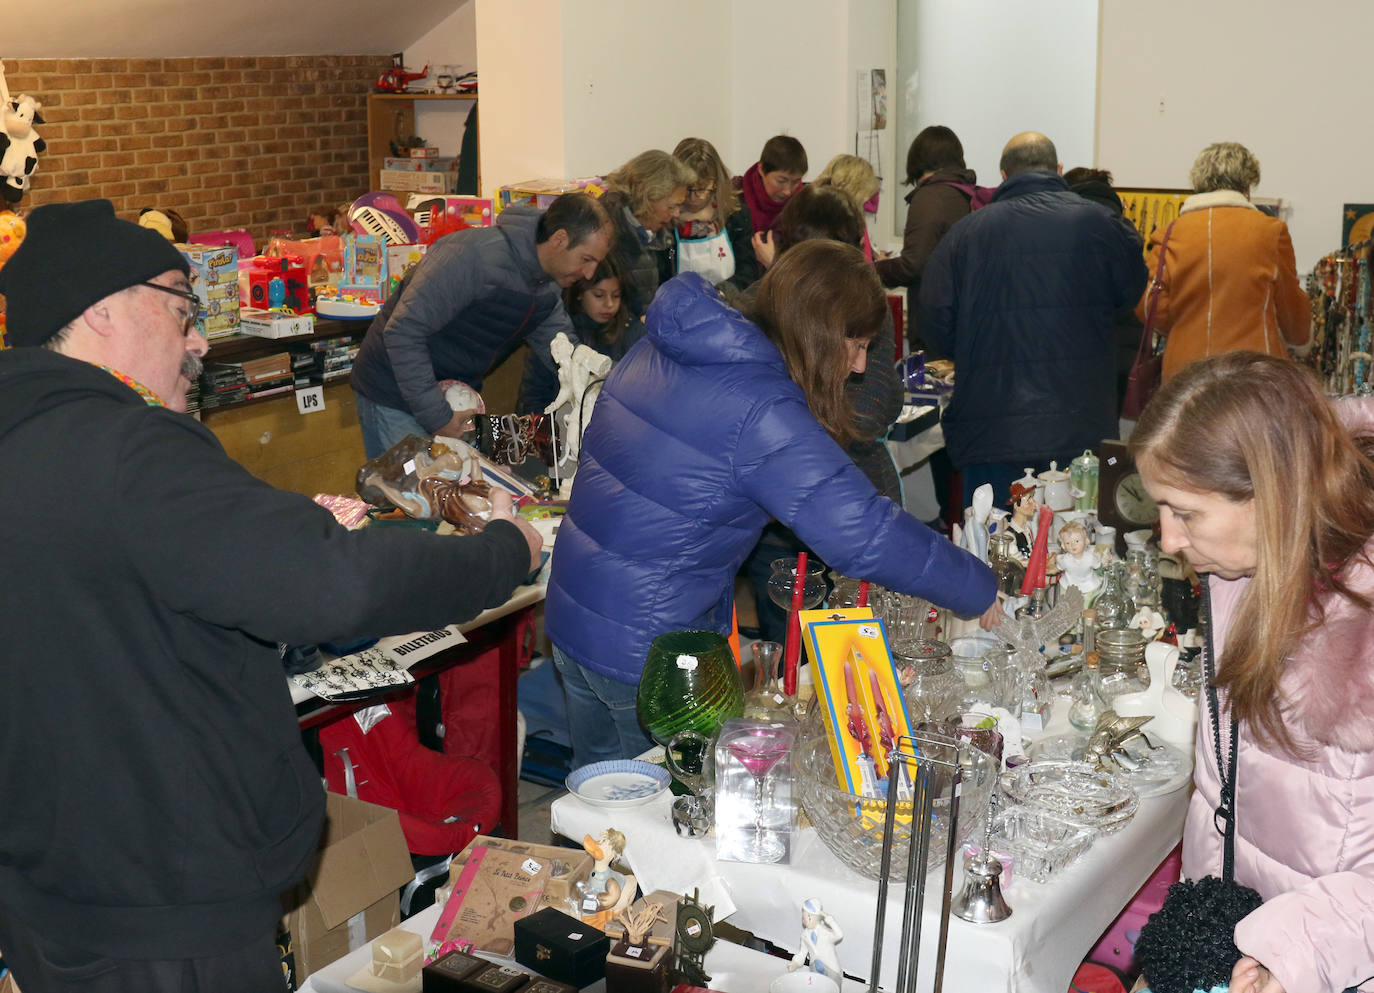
[1133,581,1263,993]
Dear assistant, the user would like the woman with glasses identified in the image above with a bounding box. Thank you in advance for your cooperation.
[663,137,760,294]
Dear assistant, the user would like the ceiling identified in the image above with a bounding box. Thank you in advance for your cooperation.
[6,0,460,57]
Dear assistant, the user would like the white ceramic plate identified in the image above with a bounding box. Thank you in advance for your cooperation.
[566,760,671,808]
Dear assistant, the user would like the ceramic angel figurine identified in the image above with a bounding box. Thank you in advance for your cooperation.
[957,482,994,564]
[1052,520,1102,597]
[544,332,613,463]
[579,829,638,930]
[788,898,843,988]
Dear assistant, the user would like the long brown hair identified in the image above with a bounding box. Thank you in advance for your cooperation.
[1130,352,1374,754]
[672,137,739,225]
[741,240,886,446]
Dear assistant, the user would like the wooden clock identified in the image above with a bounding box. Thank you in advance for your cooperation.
[1097,439,1159,552]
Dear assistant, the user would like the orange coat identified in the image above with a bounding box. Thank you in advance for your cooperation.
[1135,191,1310,382]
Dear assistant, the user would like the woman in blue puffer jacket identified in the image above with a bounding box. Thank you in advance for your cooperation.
[545,240,998,764]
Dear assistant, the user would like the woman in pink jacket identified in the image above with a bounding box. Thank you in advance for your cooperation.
[1131,351,1374,993]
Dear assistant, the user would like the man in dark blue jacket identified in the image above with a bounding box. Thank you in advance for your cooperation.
[350,193,613,457]
[920,132,1147,506]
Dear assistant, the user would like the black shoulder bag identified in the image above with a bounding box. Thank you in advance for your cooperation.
[1132,580,1263,993]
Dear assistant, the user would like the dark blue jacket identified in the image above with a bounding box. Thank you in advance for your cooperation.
[350,206,573,423]
[920,171,1146,466]
[545,273,997,684]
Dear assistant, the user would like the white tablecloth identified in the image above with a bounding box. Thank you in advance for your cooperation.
[300,900,796,993]
[551,699,1189,993]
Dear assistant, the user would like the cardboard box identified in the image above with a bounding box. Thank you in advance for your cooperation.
[381,169,458,194]
[385,156,459,173]
[178,242,241,337]
[239,308,315,339]
[281,792,415,984]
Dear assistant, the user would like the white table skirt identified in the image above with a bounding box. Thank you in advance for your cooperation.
[551,700,1189,993]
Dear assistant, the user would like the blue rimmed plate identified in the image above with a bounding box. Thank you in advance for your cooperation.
[566,760,671,809]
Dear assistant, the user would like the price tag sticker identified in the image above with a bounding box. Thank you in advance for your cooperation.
[582,896,600,912]
[626,946,643,958]
[521,858,542,876]
[676,654,699,672]
[295,386,325,415]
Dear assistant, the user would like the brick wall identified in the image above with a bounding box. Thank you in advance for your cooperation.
[3,55,394,243]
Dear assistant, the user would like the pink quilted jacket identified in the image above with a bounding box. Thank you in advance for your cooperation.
[1183,400,1374,992]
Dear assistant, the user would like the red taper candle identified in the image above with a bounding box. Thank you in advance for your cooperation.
[783,551,807,696]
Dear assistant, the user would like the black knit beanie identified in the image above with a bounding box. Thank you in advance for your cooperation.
[0,199,190,348]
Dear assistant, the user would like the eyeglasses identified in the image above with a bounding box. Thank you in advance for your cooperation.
[685,185,716,198]
[140,280,200,335]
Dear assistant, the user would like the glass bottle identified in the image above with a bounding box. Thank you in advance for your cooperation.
[1067,651,1110,733]
[1081,608,1098,655]
[1094,561,1133,631]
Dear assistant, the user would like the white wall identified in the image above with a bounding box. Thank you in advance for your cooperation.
[1098,0,1374,274]
[470,0,896,211]
[406,0,478,75]
[895,0,1098,206]
[560,0,734,178]
[730,1,849,180]
[846,0,900,249]
[474,0,566,196]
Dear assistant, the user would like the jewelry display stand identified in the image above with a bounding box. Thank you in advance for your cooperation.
[867,731,963,993]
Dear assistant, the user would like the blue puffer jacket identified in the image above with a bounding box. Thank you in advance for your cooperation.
[920,171,1147,466]
[545,273,997,684]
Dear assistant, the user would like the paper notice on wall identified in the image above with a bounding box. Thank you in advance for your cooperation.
[857,69,887,131]
[856,129,885,184]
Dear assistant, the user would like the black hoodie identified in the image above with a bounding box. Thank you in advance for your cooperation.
[0,348,531,958]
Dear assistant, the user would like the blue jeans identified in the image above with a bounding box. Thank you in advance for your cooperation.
[551,645,654,766]
[355,390,431,459]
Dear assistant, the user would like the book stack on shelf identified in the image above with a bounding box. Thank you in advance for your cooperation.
[294,335,361,386]
[202,352,293,407]
[199,363,248,409]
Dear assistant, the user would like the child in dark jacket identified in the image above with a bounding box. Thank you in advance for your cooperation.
[563,257,644,363]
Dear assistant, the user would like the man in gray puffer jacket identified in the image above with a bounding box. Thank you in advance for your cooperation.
[350,194,613,456]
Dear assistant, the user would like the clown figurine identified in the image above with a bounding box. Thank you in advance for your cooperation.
[788,898,843,988]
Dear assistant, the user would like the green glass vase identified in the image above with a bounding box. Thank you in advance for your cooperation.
[637,629,745,746]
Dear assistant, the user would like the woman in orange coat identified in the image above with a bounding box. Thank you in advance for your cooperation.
[1137,142,1310,382]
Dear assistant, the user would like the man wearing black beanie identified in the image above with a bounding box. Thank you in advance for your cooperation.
[0,201,542,992]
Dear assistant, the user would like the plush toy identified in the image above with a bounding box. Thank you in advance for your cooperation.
[0,62,45,205]
[137,207,188,242]
[0,209,24,347]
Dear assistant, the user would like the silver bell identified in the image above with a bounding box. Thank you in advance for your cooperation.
[952,850,1012,923]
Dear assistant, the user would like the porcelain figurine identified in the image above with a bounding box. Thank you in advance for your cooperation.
[788,898,843,989]
[959,482,994,564]
[579,829,638,930]
[1006,483,1039,565]
[1052,520,1102,597]
[545,331,613,463]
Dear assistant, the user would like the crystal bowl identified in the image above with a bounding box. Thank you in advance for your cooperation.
[794,731,998,881]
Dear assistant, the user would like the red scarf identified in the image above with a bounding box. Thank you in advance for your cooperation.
[741,163,787,233]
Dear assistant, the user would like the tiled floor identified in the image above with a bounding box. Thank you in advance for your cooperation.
[515,776,562,845]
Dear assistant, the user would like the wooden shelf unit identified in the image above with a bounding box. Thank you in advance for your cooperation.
[365,92,478,194]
